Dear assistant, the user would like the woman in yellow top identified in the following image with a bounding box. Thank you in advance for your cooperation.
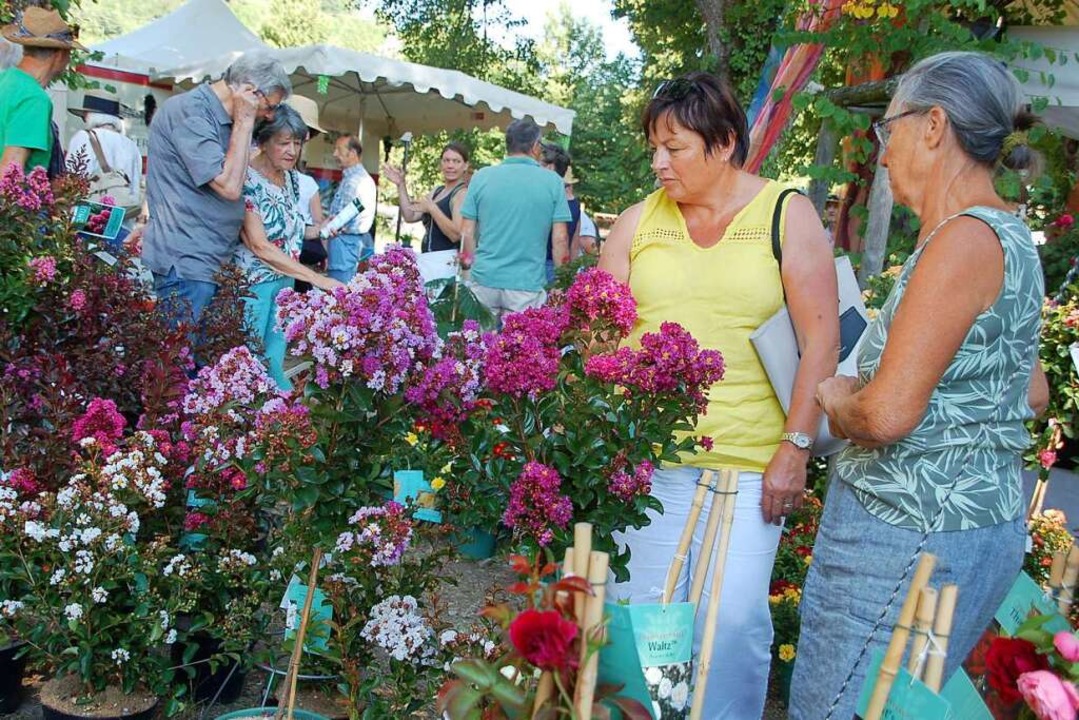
[599,72,838,717]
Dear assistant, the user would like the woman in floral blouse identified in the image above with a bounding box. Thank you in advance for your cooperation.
[235,105,342,388]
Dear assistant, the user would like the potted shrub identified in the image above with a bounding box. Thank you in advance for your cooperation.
[1,432,186,718]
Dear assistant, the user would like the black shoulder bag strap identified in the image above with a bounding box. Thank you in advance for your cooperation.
[770,188,803,301]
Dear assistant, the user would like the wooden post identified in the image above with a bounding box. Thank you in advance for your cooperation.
[665,471,713,604]
[277,548,323,720]
[923,584,957,693]
[574,551,610,720]
[689,469,738,720]
[857,163,894,286]
[1058,544,1079,614]
[906,587,939,679]
[864,553,937,720]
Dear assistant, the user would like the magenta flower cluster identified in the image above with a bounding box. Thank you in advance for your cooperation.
[404,320,485,437]
[0,164,53,211]
[71,397,128,456]
[584,322,725,414]
[563,268,637,337]
[608,460,655,502]
[335,501,414,567]
[484,306,568,398]
[276,247,440,391]
[27,256,57,285]
[502,462,573,546]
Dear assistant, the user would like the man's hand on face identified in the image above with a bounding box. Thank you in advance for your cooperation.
[232,84,260,124]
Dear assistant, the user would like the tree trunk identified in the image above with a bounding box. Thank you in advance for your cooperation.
[695,0,728,74]
[808,120,839,216]
[858,164,894,286]
[822,78,898,108]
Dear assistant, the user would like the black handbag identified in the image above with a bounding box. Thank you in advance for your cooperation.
[299,237,327,265]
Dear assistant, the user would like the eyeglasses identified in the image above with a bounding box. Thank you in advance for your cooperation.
[872,109,923,148]
[652,77,696,101]
[253,88,281,113]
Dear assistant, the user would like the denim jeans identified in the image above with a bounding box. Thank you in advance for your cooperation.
[611,466,782,719]
[152,267,218,330]
[327,232,373,284]
[244,276,292,391]
[789,475,1026,719]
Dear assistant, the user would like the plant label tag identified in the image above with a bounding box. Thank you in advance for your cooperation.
[1070,342,1079,374]
[394,469,441,523]
[855,650,953,718]
[283,581,332,655]
[279,574,301,610]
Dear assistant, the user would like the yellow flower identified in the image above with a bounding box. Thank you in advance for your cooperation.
[778,644,796,662]
[878,2,898,19]
[440,462,453,475]
[803,555,813,567]
[769,594,782,606]
[651,443,663,456]
[431,476,446,491]
[404,432,419,447]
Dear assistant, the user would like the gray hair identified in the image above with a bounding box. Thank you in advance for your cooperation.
[893,51,1037,170]
[253,104,307,147]
[224,51,292,98]
[85,112,123,132]
[505,118,541,155]
[0,38,22,70]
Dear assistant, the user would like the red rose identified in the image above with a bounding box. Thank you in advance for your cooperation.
[986,636,1050,705]
[508,609,578,671]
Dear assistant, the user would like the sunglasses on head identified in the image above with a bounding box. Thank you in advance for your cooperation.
[652,77,697,101]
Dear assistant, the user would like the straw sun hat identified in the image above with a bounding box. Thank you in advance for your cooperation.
[2,7,85,50]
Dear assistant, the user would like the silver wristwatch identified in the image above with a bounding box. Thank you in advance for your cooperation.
[781,431,813,451]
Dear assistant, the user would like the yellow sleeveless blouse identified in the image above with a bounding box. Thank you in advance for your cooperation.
[628,181,789,471]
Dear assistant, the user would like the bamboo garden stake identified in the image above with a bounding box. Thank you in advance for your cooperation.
[864,552,938,720]
[689,469,738,720]
[664,471,713,604]
[907,587,939,677]
[574,550,610,720]
[574,523,593,626]
[277,548,324,720]
[688,473,726,608]
[923,584,958,693]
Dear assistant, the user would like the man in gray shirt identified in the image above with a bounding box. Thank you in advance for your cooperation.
[141,52,291,331]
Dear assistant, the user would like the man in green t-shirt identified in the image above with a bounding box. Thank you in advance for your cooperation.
[0,8,83,176]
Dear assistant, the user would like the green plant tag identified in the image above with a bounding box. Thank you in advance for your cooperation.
[283,579,332,655]
[317,75,329,94]
[394,469,442,523]
[855,650,953,718]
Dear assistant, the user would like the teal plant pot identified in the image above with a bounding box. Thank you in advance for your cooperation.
[457,527,497,560]
[216,709,328,720]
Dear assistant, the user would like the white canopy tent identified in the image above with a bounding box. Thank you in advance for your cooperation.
[88,0,268,75]
[161,44,575,138]
[1009,25,1079,139]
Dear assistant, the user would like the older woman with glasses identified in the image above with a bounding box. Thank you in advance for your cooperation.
[599,71,838,717]
[789,51,1049,719]
[234,104,343,389]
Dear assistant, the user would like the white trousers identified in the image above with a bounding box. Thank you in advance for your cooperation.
[611,467,782,719]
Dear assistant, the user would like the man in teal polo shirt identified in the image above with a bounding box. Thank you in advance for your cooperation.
[460,118,570,322]
[0,8,83,176]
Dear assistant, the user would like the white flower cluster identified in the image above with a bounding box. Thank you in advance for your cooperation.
[163,554,192,578]
[0,599,24,618]
[360,595,434,664]
[64,603,83,621]
[217,549,257,573]
[111,648,130,664]
[24,519,59,543]
[101,434,169,508]
[91,586,109,604]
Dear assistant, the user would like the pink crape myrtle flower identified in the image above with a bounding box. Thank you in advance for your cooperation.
[1016,670,1079,720]
[563,268,637,337]
[0,164,54,211]
[503,462,573,546]
[72,397,127,455]
[27,256,57,285]
[483,305,568,399]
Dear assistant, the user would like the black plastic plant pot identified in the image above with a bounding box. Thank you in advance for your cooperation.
[0,640,27,713]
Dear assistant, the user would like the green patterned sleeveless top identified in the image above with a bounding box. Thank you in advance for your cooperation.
[836,207,1044,531]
